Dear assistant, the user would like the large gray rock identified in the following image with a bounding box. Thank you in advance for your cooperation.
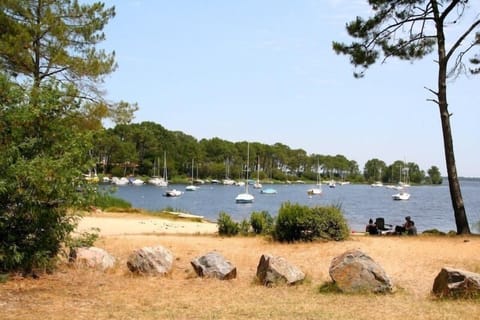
[127,245,173,276]
[329,249,392,293]
[71,247,116,271]
[432,267,480,298]
[190,251,236,280]
[256,254,305,286]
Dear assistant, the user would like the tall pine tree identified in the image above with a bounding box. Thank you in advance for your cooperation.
[333,0,480,234]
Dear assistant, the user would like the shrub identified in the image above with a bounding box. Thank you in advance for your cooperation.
[239,219,250,236]
[217,212,239,236]
[310,205,350,241]
[422,229,446,236]
[274,202,349,242]
[93,191,132,210]
[250,210,274,235]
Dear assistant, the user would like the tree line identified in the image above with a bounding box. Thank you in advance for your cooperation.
[93,121,443,185]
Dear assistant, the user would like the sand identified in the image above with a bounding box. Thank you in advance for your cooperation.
[76,211,218,236]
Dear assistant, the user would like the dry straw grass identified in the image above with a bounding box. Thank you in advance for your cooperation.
[1,234,480,320]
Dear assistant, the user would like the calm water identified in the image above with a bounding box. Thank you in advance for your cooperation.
[107,180,480,233]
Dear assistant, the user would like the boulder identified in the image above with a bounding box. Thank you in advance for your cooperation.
[190,251,236,280]
[71,247,116,271]
[329,249,392,293]
[432,267,480,298]
[256,254,305,286]
[127,245,173,276]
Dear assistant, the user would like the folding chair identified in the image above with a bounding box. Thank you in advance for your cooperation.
[375,217,393,234]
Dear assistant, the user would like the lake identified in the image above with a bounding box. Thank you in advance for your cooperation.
[106,180,480,233]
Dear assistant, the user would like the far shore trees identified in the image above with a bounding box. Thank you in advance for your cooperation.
[333,0,479,234]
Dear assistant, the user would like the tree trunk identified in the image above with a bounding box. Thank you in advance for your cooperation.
[435,8,471,234]
[438,103,470,234]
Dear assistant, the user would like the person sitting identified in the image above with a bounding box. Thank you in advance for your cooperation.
[365,218,378,235]
[394,216,415,235]
[406,220,417,235]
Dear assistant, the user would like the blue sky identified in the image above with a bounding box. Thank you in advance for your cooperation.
[98,0,480,177]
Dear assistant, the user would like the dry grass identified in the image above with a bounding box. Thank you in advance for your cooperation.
[1,234,480,320]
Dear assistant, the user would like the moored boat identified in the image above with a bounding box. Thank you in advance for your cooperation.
[235,143,254,204]
[164,189,183,197]
[261,188,277,195]
[392,189,410,200]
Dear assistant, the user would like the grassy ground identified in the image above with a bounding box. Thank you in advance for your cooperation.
[1,234,480,320]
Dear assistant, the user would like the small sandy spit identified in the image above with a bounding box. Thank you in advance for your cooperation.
[76,211,218,236]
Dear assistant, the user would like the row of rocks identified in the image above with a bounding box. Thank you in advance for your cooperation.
[71,246,480,297]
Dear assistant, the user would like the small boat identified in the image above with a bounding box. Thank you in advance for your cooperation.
[222,178,235,185]
[328,180,336,188]
[111,177,129,185]
[307,159,322,196]
[185,159,200,191]
[129,177,145,185]
[371,181,383,187]
[185,185,199,191]
[261,188,277,195]
[235,192,255,203]
[149,152,168,187]
[235,143,254,204]
[164,189,183,197]
[149,177,168,187]
[253,156,262,189]
[307,188,322,196]
[392,189,410,200]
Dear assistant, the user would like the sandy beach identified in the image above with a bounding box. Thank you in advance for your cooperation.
[76,211,218,236]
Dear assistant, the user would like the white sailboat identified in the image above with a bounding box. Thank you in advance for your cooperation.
[392,163,411,200]
[149,151,168,187]
[307,159,322,196]
[392,189,410,200]
[253,155,262,189]
[235,143,254,203]
[185,159,199,191]
[164,189,183,197]
[222,158,235,185]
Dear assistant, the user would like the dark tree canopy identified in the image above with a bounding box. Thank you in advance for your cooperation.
[0,0,116,90]
[333,0,480,78]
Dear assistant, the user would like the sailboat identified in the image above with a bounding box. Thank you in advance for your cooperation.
[235,143,254,203]
[148,151,168,187]
[307,159,322,196]
[222,158,235,185]
[392,164,410,200]
[253,155,262,189]
[185,159,199,191]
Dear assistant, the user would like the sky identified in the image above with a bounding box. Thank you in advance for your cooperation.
[97,0,480,177]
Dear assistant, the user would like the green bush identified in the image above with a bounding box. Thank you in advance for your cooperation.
[274,202,349,242]
[217,212,239,236]
[250,210,274,234]
[93,191,132,210]
[239,219,250,236]
[310,205,350,241]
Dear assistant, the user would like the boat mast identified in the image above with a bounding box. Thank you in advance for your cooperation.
[163,151,168,181]
[245,143,250,193]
